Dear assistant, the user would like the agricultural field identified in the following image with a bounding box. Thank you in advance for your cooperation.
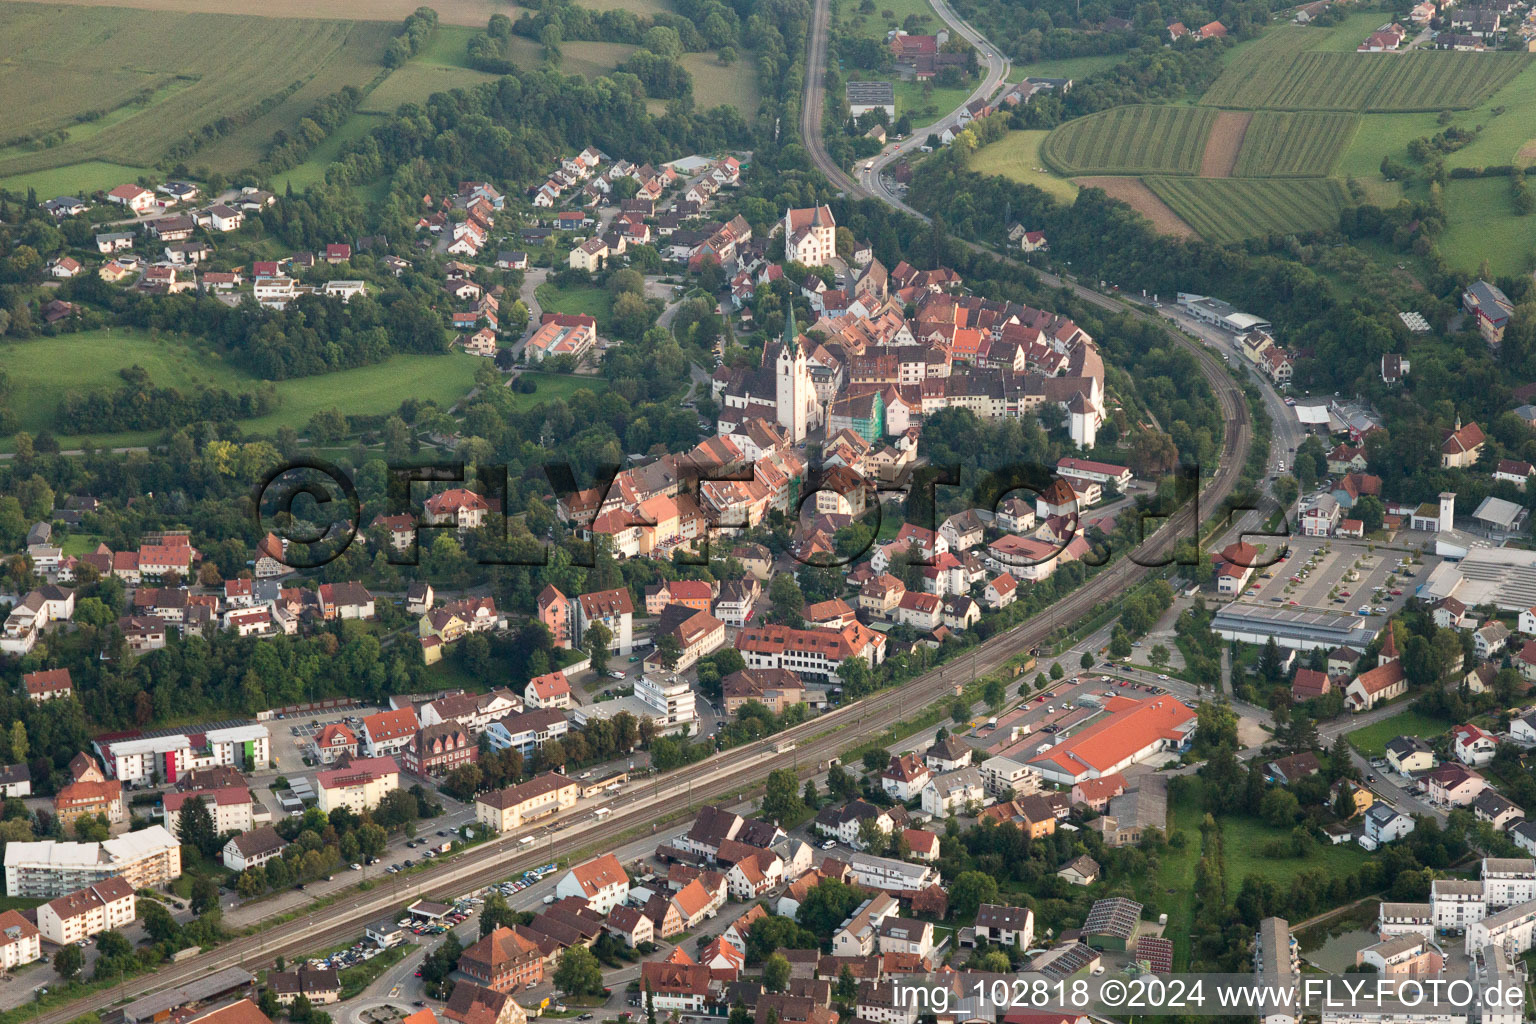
[969,130,1080,203]
[1144,176,1349,243]
[0,328,481,451]
[679,51,762,115]
[0,3,393,185]
[1007,54,1125,82]
[360,63,504,114]
[3,0,533,26]
[1041,105,1215,176]
[1201,50,1529,112]
[1231,111,1359,177]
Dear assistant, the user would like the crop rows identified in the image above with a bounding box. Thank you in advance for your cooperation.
[0,3,384,179]
[1040,105,1216,176]
[1144,176,1349,243]
[1231,111,1360,177]
[1202,51,1529,112]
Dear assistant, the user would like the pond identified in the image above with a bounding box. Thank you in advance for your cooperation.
[1300,926,1378,973]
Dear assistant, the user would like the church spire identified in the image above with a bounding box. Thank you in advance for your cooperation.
[784,301,799,356]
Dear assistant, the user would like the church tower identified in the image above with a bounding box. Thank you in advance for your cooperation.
[776,304,811,442]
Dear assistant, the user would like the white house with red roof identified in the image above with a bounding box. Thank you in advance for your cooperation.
[310,723,357,764]
[524,671,573,710]
[361,708,419,757]
[1214,540,1260,596]
[555,853,629,914]
[424,489,491,531]
[881,753,932,801]
[983,574,1018,609]
[1452,724,1498,767]
[108,184,156,213]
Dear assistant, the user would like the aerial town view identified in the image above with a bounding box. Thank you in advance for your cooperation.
[5,0,1536,1020]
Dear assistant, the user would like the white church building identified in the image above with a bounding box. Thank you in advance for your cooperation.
[784,206,836,266]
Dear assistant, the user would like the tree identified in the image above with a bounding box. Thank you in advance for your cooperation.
[176,795,219,858]
[54,943,83,981]
[950,697,970,724]
[949,871,999,920]
[9,721,26,763]
[553,945,605,996]
[762,768,804,823]
[481,892,515,937]
[764,953,791,992]
[655,630,683,671]
[802,780,819,811]
[836,965,858,1001]
[191,875,219,915]
[142,900,181,945]
[770,574,805,626]
[1049,662,1064,680]
[1080,651,1095,670]
[1355,495,1385,533]
[1149,644,1170,668]
[584,620,613,674]
[983,678,1005,709]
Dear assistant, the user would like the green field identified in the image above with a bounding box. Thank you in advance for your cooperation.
[680,51,762,116]
[969,130,1080,202]
[0,160,150,198]
[277,112,387,192]
[1346,708,1448,756]
[1145,176,1350,242]
[0,3,394,183]
[506,371,610,409]
[1439,176,1536,278]
[1042,105,1216,176]
[1202,50,1530,112]
[535,283,615,333]
[1232,110,1359,177]
[0,328,481,449]
[361,62,505,113]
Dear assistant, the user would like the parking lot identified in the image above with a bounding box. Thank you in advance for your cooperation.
[1233,535,1437,630]
[276,708,365,770]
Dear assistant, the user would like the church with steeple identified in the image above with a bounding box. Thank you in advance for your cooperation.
[776,304,818,442]
[784,205,836,266]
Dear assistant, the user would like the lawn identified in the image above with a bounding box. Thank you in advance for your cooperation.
[970,129,1080,203]
[0,328,482,449]
[507,372,610,410]
[0,3,394,182]
[893,79,974,129]
[679,51,761,115]
[535,282,614,333]
[1439,176,1536,278]
[277,112,387,192]
[0,160,151,198]
[1347,708,1448,756]
[360,62,504,113]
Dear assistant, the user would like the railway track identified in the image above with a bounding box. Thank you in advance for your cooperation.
[26,15,1252,1024]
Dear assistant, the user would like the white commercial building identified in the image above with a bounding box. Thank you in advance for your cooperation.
[97,725,270,786]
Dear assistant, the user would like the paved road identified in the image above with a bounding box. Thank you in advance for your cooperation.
[857,0,1010,186]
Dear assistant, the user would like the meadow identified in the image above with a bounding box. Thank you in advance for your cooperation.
[535,282,615,333]
[0,328,481,449]
[1041,105,1216,176]
[0,3,393,182]
[1144,176,1349,242]
[0,0,532,27]
[1201,50,1529,112]
[1346,708,1451,757]
[969,130,1080,202]
[1230,110,1358,177]
[1438,176,1536,278]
